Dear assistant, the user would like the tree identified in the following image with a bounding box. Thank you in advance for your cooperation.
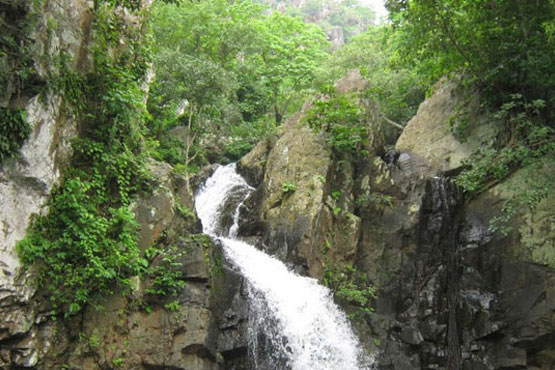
[313,26,426,135]
[254,11,329,123]
[148,0,331,172]
[385,0,555,111]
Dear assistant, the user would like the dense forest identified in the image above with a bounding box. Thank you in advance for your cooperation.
[3,0,554,321]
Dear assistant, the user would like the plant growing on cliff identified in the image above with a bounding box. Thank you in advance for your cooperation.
[0,108,30,163]
[17,1,154,317]
[356,193,393,209]
[144,245,186,298]
[0,1,42,164]
[282,181,297,195]
[324,263,375,319]
[305,91,367,154]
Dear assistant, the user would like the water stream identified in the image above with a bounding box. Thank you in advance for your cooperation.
[195,164,373,370]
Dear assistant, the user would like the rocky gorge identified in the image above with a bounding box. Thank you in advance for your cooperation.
[234,75,555,369]
[0,1,554,369]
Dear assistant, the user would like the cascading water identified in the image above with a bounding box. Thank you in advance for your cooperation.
[195,164,373,370]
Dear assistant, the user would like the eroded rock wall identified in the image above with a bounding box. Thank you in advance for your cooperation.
[0,2,249,369]
[0,1,93,366]
[47,163,249,370]
[237,76,555,369]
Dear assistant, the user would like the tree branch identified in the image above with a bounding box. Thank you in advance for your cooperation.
[381,115,405,130]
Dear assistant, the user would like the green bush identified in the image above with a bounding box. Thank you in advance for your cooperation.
[304,93,366,154]
[324,263,375,319]
[17,1,153,317]
[144,245,186,298]
[0,108,30,163]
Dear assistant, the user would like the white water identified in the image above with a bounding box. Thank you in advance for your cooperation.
[195,164,373,370]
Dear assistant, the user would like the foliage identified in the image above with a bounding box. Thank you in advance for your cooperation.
[175,203,195,221]
[144,245,186,297]
[356,193,393,208]
[17,1,153,317]
[262,0,376,41]
[88,333,100,350]
[255,11,329,123]
[386,0,555,109]
[0,1,41,103]
[304,92,366,154]
[314,26,427,129]
[0,108,30,163]
[112,357,124,368]
[0,1,41,163]
[18,172,147,316]
[148,0,329,170]
[324,263,375,319]
[281,181,297,194]
[455,95,554,198]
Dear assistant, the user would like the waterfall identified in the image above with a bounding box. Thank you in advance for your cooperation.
[195,164,373,370]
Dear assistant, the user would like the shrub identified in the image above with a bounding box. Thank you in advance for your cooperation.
[0,108,30,163]
[304,93,366,154]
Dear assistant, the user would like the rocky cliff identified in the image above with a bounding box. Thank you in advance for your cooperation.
[0,2,248,369]
[1,1,90,366]
[237,75,555,369]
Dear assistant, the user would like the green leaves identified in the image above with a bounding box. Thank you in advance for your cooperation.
[148,0,330,170]
[281,182,297,195]
[17,167,145,316]
[17,2,152,317]
[0,108,30,163]
[313,26,426,128]
[386,0,555,108]
[305,93,366,154]
[324,263,375,319]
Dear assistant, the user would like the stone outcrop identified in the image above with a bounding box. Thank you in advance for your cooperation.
[236,74,370,279]
[238,111,333,276]
[396,78,499,175]
[238,77,555,369]
[0,1,93,366]
[44,163,249,370]
[0,2,249,369]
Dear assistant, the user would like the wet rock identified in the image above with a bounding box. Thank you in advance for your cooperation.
[211,249,249,367]
[400,327,425,346]
[237,138,273,187]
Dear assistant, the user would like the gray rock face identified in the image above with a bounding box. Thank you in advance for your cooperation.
[0,0,91,364]
[396,78,500,175]
[237,78,555,369]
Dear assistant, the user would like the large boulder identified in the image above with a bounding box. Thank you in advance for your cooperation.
[396,78,499,175]
[237,75,555,369]
[236,73,373,278]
